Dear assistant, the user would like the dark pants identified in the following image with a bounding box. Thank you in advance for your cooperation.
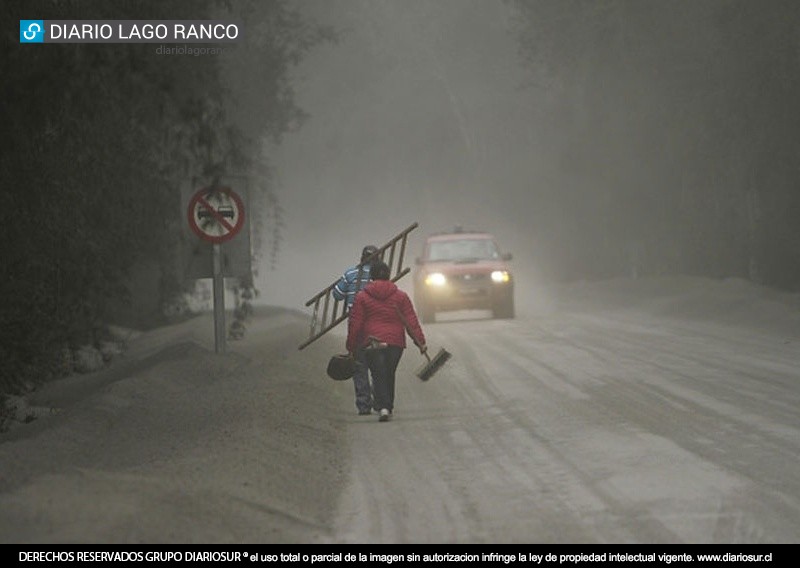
[365,345,403,413]
[353,348,373,413]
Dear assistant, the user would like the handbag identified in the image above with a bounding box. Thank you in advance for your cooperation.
[326,353,356,381]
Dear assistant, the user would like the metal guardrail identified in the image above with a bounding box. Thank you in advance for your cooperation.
[298,222,418,350]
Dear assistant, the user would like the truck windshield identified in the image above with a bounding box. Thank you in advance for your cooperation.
[427,239,499,261]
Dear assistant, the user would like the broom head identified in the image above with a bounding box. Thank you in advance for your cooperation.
[416,348,452,381]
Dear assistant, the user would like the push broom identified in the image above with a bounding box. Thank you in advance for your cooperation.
[415,345,452,381]
[395,306,452,381]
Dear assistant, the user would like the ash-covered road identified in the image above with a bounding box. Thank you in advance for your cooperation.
[2,278,798,544]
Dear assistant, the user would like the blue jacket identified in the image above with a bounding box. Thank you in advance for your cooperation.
[333,264,372,309]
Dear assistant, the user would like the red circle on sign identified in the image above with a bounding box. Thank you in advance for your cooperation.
[187,186,245,244]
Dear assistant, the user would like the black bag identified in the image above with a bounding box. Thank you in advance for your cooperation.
[327,354,356,381]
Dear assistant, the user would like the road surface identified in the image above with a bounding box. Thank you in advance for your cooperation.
[1,277,798,543]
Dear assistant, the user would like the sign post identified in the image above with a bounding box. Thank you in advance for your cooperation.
[187,185,246,354]
[212,243,226,354]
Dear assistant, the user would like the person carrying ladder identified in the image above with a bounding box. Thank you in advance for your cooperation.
[333,245,380,415]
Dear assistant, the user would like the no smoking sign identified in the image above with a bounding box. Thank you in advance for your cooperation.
[187,186,245,244]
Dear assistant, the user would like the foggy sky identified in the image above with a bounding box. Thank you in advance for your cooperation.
[257,0,547,310]
[255,0,800,309]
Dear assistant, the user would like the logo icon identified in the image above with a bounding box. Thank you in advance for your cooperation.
[20,20,44,43]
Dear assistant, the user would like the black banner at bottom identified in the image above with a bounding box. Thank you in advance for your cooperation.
[6,544,782,567]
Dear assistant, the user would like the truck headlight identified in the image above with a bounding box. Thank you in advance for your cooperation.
[491,271,510,283]
[425,273,447,286]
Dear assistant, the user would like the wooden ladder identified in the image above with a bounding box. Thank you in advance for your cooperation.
[298,222,418,350]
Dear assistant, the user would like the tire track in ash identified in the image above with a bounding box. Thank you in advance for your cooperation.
[496,313,800,542]
[424,321,684,543]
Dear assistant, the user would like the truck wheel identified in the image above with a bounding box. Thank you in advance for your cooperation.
[418,299,435,324]
[492,295,514,319]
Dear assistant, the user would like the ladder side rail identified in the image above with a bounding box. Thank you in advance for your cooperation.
[332,298,341,322]
[387,241,397,276]
[305,280,339,307]
[392,223,416,276]
[390,267,411,283]
[309,297,321,341]
[321,291,331,330]
[396,232,409,277]
[399,222,418,240]
[298,312,350,350]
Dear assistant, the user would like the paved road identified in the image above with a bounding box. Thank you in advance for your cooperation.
[1,281,798,544]
[324,300,800,544]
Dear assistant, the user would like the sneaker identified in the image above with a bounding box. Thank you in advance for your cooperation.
[379,408,391,422]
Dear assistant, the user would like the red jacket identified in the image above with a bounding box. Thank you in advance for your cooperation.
[346,280,426,353]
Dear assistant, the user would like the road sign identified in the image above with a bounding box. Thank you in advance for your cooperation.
[187,186,245,243]
[181,179,252,280]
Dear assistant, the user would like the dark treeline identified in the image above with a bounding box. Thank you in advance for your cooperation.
[1,0,331,393]
[509,0,800,287]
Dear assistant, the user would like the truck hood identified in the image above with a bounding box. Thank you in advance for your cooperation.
[422,259,510,274]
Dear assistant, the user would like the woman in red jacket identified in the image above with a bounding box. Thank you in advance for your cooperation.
[346,260,427,422]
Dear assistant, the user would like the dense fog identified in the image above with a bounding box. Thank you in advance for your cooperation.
[261,0,540,310]
[4,0,800,391]
[259,0,800,311]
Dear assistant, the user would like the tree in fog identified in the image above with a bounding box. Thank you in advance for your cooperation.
[0,0,332,393]
[509,0,800,287]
